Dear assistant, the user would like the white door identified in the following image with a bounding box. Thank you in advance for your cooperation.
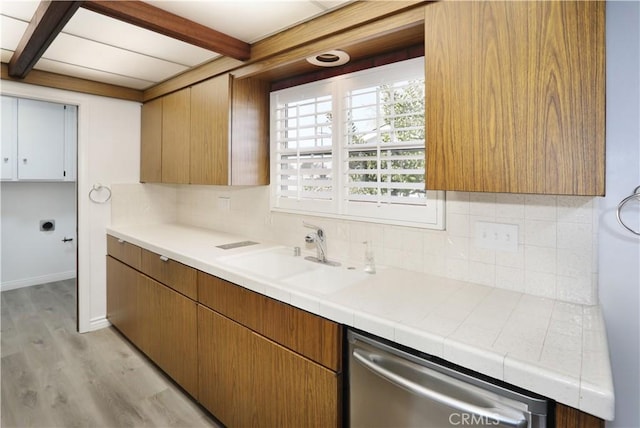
[1,96,18,180]
[17,98,66,180]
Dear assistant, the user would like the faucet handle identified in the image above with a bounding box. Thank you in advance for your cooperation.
[303,221,323,233]
[303,221,325,240]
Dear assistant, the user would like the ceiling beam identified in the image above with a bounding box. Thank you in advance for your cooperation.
[8,1,83,78]
[81,1,251,61]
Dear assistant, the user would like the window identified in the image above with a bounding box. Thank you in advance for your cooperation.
[270,57,445,229]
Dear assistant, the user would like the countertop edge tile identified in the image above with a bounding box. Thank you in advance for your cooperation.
[504,355,581,410]
[318,301,355,326]
[579,378,615,421]
[394,324,445,358]
[353,310,396,342]
[443,337,505,381]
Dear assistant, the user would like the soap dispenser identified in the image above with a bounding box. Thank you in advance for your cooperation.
[363,241,376,274]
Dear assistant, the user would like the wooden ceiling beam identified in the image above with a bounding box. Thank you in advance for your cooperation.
[8,1,83,78]
[81,0,251,61]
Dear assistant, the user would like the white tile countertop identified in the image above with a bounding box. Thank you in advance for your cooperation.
[106,223,614,421]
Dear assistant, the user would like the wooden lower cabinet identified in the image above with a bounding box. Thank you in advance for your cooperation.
[109,239,604,427]
[198,271,342,371]
[556,403,605,428]
[106,256,140,343]
[140,248,198,300]
[198,305,341,428]
[106,256,198,399]
[138,275,198,398]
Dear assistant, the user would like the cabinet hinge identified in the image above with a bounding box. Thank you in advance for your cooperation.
[63,170,66,177]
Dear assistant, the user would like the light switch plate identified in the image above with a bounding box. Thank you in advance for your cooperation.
[474,221,518,252]
[217,196,230,211]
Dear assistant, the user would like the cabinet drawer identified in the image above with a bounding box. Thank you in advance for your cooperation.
[106,235,141,270]
[198,271,342,372]
[140,248,197,300]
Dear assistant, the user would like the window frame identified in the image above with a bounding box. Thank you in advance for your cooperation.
[270,57,445,230]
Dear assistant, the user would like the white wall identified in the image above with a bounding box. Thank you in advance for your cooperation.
[0,80,141,333]
[1,182,76,290]
[600,2,640,428]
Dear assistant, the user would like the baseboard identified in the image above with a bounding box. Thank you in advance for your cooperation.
[87,316,111,332]
[0,271,76,292]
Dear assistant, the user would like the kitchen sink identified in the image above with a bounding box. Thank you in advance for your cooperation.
[219,247,315,280]
[218,246,369,294]
[281,266,369,294]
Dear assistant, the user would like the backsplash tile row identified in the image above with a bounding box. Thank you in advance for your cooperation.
[111,183,599,305]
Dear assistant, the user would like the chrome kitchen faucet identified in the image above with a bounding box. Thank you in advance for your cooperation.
[303,222,340,266]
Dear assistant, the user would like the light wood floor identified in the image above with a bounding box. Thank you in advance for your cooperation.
[1,279,221,428]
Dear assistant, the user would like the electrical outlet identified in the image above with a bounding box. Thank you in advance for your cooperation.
[474,221,518,252]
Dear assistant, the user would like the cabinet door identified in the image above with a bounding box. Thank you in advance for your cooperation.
[231,77,270,185]
[190,74,231,185]
[424,1,605,195]
[106,253,198,399]
[62,105,77,181]
[556,403,604,428]
[138,275,198,398]
[140,97,162,183]
[1,96,17,180]
[17,98,66,180]
[198,306,340,427]
[162,88,190,184]
[106,256,140,343]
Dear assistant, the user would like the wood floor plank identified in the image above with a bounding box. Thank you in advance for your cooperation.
[1,297,19,358]
[1,280,220,428]
[1,351,50,427]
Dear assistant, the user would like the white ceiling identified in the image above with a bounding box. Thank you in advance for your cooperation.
[0,1,352,90]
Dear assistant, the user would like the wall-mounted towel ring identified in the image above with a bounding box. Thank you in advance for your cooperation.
[616,185,640,236]
[89,183,112,204]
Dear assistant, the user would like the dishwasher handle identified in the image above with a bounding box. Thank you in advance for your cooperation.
[352,348,528,428]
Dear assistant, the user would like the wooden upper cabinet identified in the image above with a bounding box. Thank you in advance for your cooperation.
[141,74,269,185]
[190,74,269,185]
[230,76,270,185]
[190,74,231,185]
[161,87,191,184]
[140,97,162,183]
[424,1,605,195]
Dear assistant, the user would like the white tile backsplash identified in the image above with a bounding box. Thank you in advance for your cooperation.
[110,183,178,226]
[112,185,600,305]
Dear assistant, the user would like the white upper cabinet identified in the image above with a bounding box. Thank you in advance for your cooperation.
[1,96,18,180]
[1,96,77,182]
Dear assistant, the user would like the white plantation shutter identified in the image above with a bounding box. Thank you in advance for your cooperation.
[272,88,335,213]
[271,57,444,228]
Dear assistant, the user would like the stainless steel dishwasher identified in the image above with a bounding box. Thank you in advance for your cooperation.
[348,330,550,428]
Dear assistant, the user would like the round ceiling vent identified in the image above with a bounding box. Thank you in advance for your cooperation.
[306,50,350,67]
